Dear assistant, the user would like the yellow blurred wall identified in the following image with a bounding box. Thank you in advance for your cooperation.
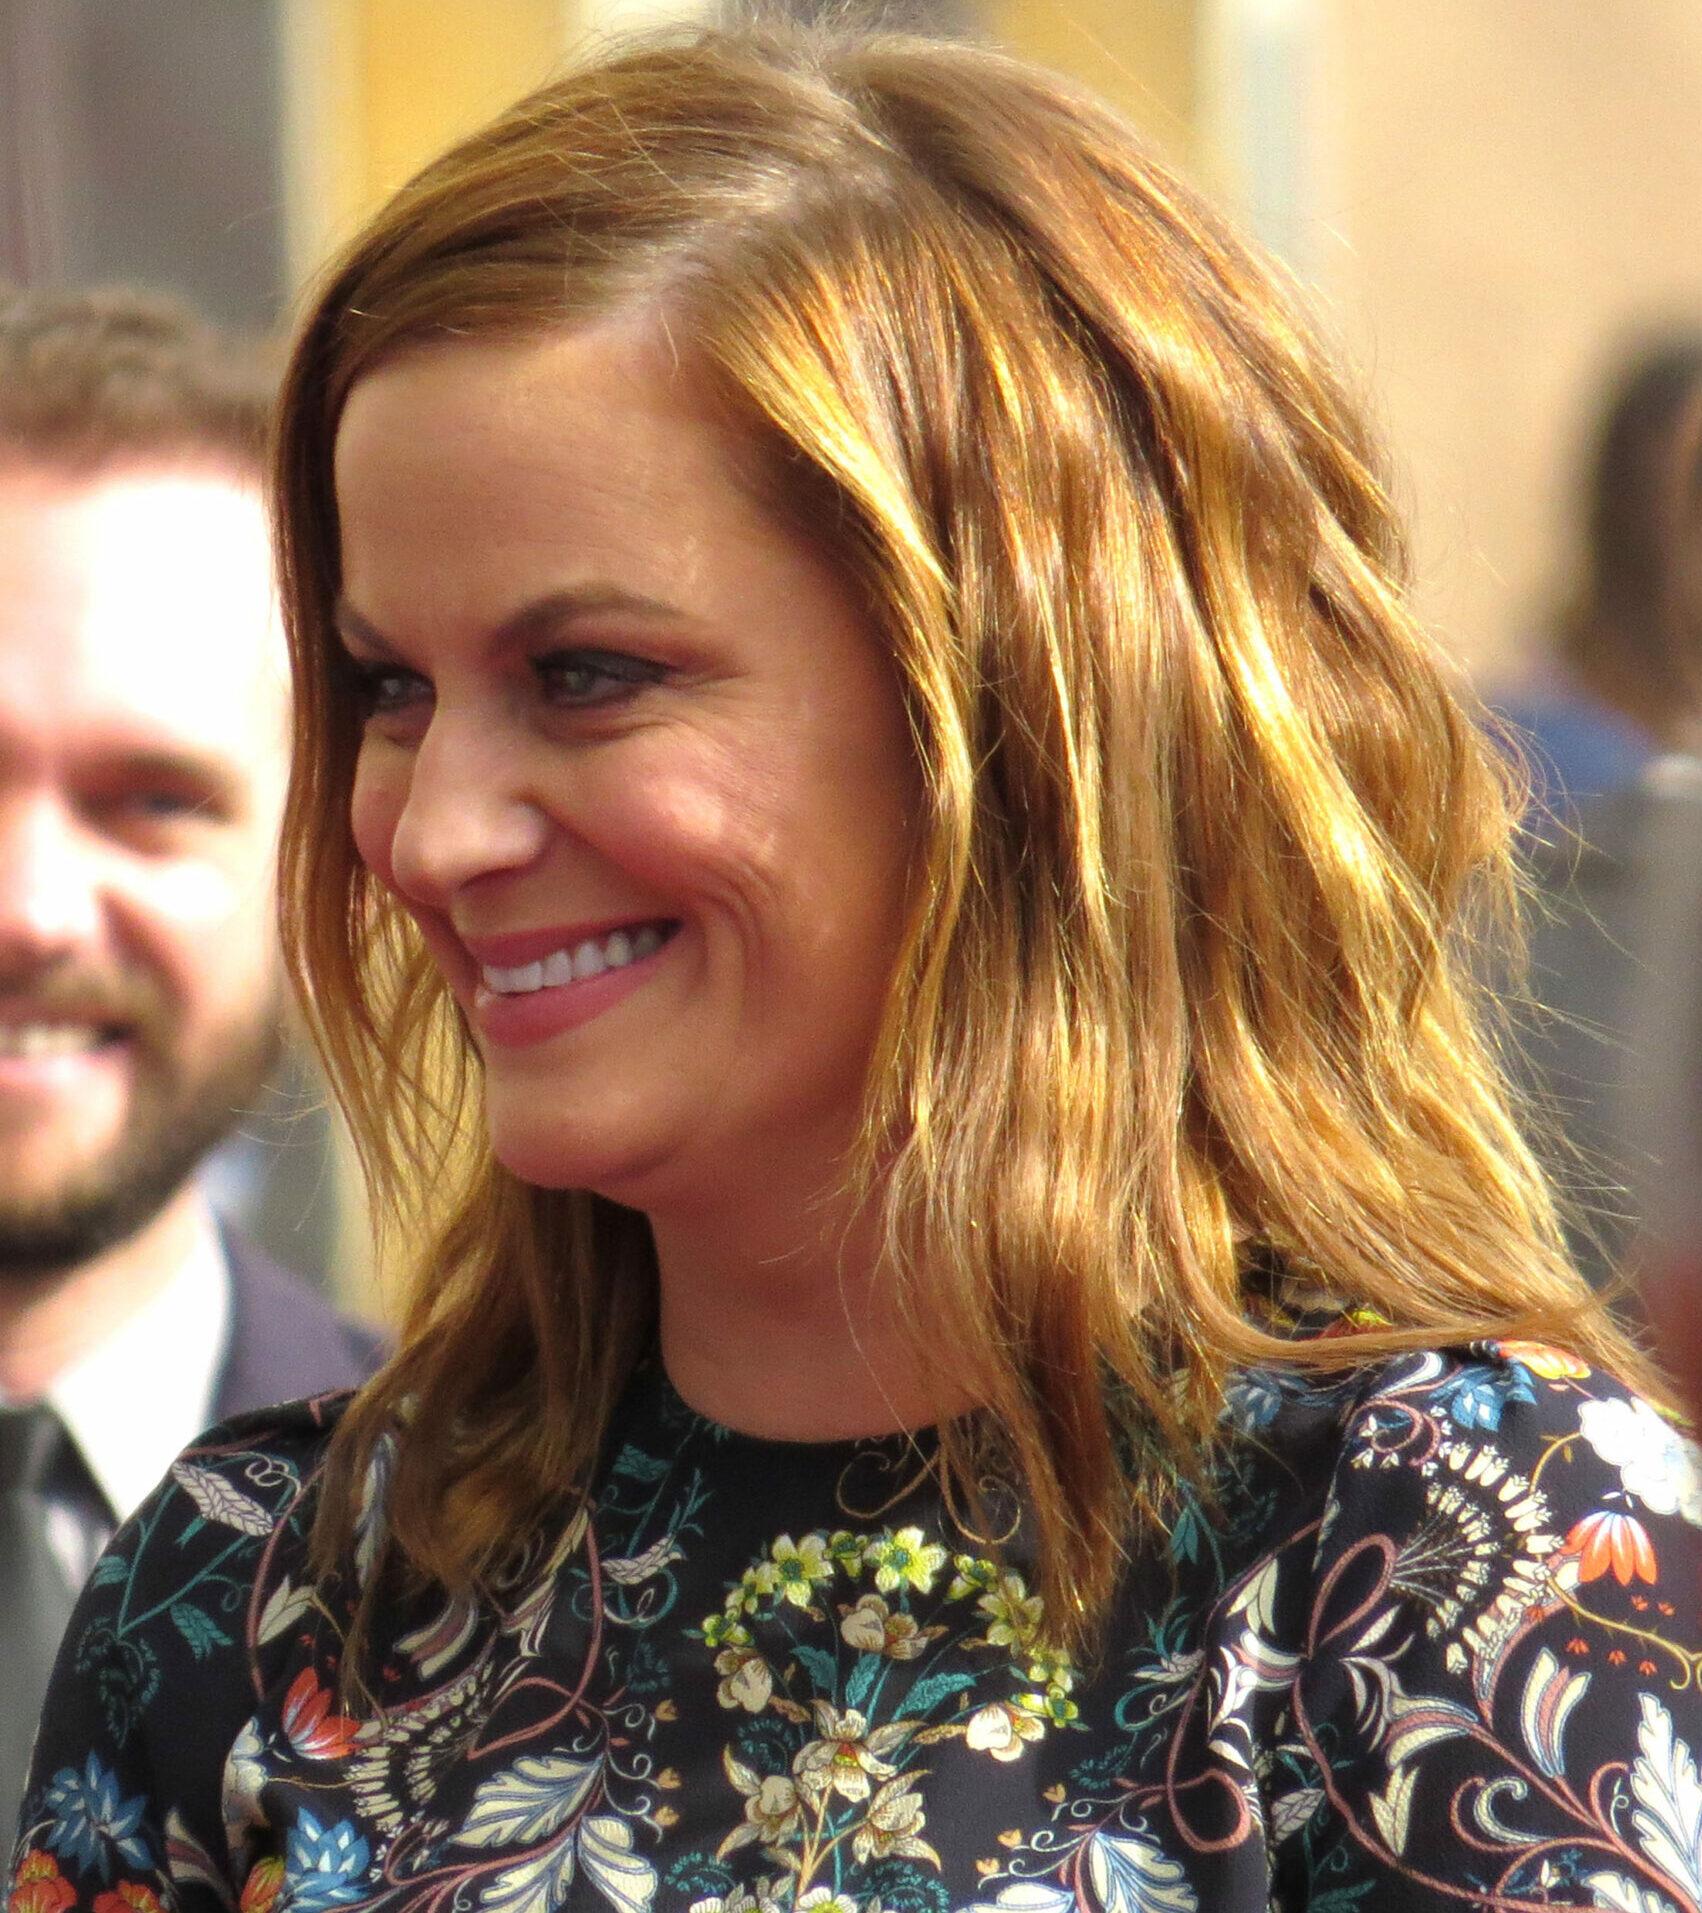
[989,0,1199,166]
[1311,0,1702,684]
[284,0,570,284]
[286,1,1203,286]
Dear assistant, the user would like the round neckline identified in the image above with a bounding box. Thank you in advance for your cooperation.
[636,1352,945,1459]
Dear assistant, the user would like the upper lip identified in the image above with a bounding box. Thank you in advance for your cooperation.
[457,918,675,969]
[0,995,130,1031]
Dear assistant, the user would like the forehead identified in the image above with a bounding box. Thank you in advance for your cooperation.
[0,460,287,757]
[332,322,779,619]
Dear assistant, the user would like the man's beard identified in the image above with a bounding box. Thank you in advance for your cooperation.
[0,975,285,1279]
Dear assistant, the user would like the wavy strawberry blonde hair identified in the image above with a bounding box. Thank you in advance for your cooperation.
[275,24,1651,1652]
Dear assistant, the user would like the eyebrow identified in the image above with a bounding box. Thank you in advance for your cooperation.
[332,585,689,654]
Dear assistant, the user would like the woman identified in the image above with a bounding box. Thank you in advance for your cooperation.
[12,25,1702,1913]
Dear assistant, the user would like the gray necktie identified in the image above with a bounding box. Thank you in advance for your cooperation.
[0,1403,78,1863]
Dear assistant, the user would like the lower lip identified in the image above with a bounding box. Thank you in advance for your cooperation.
[0,1038,131,1101]
[471,941,671,1049]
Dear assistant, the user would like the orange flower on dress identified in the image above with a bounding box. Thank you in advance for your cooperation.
[1564,1509,1658,1585]
[280,1667,361,1760]
[1493,1340,1590,1381]
[11,1851,75,1913]
[94,1882,165,1913]
[239,1856,285,1913]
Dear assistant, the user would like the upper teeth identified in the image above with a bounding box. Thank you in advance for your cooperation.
[0,1023,105,1058]
[482,924,664,996]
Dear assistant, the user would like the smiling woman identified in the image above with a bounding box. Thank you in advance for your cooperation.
[13,22,1702,1913]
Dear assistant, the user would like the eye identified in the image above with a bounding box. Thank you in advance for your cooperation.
[125,789,208,821]
[534,648,668,709]
[84,783,227,837]
[347,658,432,721]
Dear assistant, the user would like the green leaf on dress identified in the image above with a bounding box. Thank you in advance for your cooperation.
[170,1603,233,1659]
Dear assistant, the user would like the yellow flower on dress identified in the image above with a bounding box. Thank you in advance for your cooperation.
[701,1611,751,1650]
[865,1526,949,1596]
[754,1533,834,1607]
[977,1574,1044,1651]
[948,1553,999,1600]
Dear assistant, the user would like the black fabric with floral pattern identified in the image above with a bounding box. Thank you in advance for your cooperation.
[10,1324,1702,1913]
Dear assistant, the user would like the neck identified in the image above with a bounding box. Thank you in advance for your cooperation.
[0,1184,217,1400]
[646,1164,968,1442]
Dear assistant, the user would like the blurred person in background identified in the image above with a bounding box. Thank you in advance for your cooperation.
[1499,337,1702,1290]
[1499,337,1702,809]
[0,289,383,1853]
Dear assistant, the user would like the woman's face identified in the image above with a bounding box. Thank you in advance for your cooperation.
[333,323,917,1210]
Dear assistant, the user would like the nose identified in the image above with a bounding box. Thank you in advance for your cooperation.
[384,713,552,910]
[0,792,102,966]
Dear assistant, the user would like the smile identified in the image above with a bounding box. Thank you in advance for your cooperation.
[479,921,674,996]
[0,1020,123,1058]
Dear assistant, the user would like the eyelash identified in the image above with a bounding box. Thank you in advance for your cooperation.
[535,649,669,706]
[346,649,668,720]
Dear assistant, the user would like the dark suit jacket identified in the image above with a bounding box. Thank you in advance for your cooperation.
[211,1229,386,1421]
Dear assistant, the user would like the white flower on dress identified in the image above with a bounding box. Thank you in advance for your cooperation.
[1577,1397,1702,1528]
[791,1704,910,1804]
[964,1701,1045,1763]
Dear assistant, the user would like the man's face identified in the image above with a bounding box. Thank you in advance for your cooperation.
[0,460,289,1274]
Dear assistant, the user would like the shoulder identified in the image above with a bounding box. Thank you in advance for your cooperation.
[51,1392,352,1749]
[68,1390,353,1706]
[217,1230,387,1417]
[1224,1333,1702,1900]
[1227,1328,1701,1593]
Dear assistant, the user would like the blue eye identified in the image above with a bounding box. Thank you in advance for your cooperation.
[534,649,667,708]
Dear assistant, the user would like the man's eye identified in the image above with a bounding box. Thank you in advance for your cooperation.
[534,649,667,708]
[128,790,205,820]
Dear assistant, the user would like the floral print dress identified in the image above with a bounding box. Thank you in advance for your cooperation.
[11,1328,1702,1913]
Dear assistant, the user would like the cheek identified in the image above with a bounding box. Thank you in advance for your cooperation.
[143,858,257,928]
[573,733,773,906]
[113,854,279,1022]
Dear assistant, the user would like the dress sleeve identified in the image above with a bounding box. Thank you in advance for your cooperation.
[1277,1342,1702,1910]
[6,1406,334,1913]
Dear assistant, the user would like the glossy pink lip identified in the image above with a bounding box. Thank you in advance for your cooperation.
[458,916,677,969]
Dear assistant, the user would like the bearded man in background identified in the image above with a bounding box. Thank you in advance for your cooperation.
[0,289,382,1853]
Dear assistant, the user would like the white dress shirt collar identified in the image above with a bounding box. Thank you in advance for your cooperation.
[43,1204,231,1523]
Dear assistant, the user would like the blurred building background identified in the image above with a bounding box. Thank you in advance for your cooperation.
[6,0,1702,1305]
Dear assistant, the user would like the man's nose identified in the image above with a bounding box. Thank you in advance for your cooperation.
[385,717,552,910]
[0,795,102,963]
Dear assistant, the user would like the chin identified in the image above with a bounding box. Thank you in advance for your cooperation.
[486,1111,672,1200]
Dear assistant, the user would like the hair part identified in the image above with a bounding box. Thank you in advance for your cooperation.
[273,22,1658,1685]
[0,284,274,476]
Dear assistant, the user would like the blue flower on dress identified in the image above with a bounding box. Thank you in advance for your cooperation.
[42,1754,152,1879]
[1431,1361,1538,1433]
[282,1811,372,1911]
